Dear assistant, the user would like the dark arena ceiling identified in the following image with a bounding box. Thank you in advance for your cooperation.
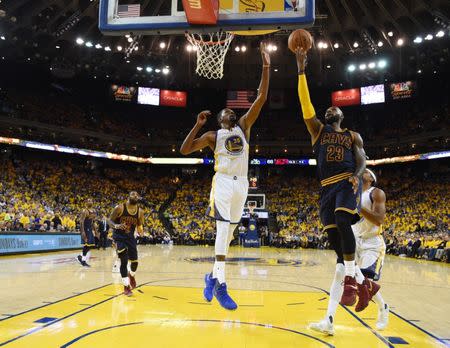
[0,0,449,89]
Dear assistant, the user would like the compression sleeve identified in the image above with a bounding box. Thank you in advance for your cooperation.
[298,74,316,120]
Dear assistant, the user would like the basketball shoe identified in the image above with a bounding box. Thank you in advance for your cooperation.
[340,276,357,306]
[376,303,389,330]
[123,285,133,296]
[203,273,216,302]
[128,272,136,289]
[309,316,334,336]
[214,282,237,310]
[355,278,379,312]
[77,255,90,267]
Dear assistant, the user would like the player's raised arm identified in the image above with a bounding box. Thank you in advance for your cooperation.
[295,47,323,143]
[239,42,271,132]
[180,110,216,155]
[361,188,386,228]
[349,132,367,193]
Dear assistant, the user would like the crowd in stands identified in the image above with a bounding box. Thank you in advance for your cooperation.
[0,157,172,241]
[0,154,448,263]
[1,88,448,158]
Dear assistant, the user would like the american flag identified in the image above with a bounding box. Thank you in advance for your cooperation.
[226,90,256,109]
[117,4,141,18]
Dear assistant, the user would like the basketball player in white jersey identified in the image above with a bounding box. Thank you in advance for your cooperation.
[310,168,387,335]
[180,42,271,310]
[353,169,389,330]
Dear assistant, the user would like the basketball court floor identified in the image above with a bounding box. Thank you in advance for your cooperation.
[1,246,448,347]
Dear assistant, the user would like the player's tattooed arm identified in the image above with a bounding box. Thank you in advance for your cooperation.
[349,132,367,193]
[136,209,144,236]
[180,110,215,154]
[361,188,386,227]
[80,209,87,242]
[107,204,125,230]
[295,47,323,143]
[239,42,270,132]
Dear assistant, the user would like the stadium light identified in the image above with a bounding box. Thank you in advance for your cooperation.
[326,65,331,69]
[127,37,133,43]
[155,68,161,73]
[146,66,152,72]
[95,43,102,49]
[387,31,393,37]
[359,63,367,70]
[414,36,423,44]
[378,60,387,68]
[348,64,356,72]
[104,46,111,51]
[186,44,193,52]
[417,69,422,74]
[241,45,247,52]
[425,34,433,41]
[318,41,328,49]
[117,45,122,51]
[368,62,376,69]
[159,42,166,48]
[134,46,138,51]
[396,38,404,46]
[85,41,93,47]
[333,43,339,49]
[377,41,383,47]
[55,45,60,49]
[162,67,170,75]
[136,66,143,71]
[436,30,444,38]
[322,42,328,49]
[76,37,84,45]
[353,42,359,48]
[235,46,240,52]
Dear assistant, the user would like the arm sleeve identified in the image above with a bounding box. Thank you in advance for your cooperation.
[298,74,316,120]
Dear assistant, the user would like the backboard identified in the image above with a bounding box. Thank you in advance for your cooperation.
[99,0,315,35]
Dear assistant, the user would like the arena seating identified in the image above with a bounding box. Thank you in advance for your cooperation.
[0,154,448,262]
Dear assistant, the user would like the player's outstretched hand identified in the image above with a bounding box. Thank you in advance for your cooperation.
[295,47,307,74]
[196,110,211,127]
[349,175,360,194]
[260,42,271,66]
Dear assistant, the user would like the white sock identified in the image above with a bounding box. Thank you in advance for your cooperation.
[326,263,345,322]
[213,261,226,284]
[86,251,91,262]
[122,277,130,286]
[344,260,356,277]
[81,255,86,262]
[373,291,385,310]
[355,265,365,284]
[129,271,136,277]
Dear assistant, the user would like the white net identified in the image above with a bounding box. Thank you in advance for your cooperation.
[185,32,234,80]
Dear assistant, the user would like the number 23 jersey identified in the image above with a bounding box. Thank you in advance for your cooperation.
[313,124,356,187]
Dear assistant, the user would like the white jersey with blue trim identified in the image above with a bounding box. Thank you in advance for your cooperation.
[214,126,249,177]
[352,187,382,239]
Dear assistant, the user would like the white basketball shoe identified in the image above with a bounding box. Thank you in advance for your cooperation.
[376,303,389,330]
[309,316,335,336]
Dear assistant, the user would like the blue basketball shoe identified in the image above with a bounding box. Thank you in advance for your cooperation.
[214,282,238,310]
[203,273,216,302]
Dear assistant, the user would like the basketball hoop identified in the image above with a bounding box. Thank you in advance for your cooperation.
[185,31,234,80]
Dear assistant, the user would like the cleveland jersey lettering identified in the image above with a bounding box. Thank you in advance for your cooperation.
[313,125,356,186]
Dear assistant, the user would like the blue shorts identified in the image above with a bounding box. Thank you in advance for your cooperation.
[82,229,95,247]
[113,231,138,261]
[320,178,362,230]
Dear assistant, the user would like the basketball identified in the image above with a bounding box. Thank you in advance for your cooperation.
[288,29,313,53]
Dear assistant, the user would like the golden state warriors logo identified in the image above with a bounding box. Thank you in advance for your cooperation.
[249,224,256,231]
[225,135,244,155]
